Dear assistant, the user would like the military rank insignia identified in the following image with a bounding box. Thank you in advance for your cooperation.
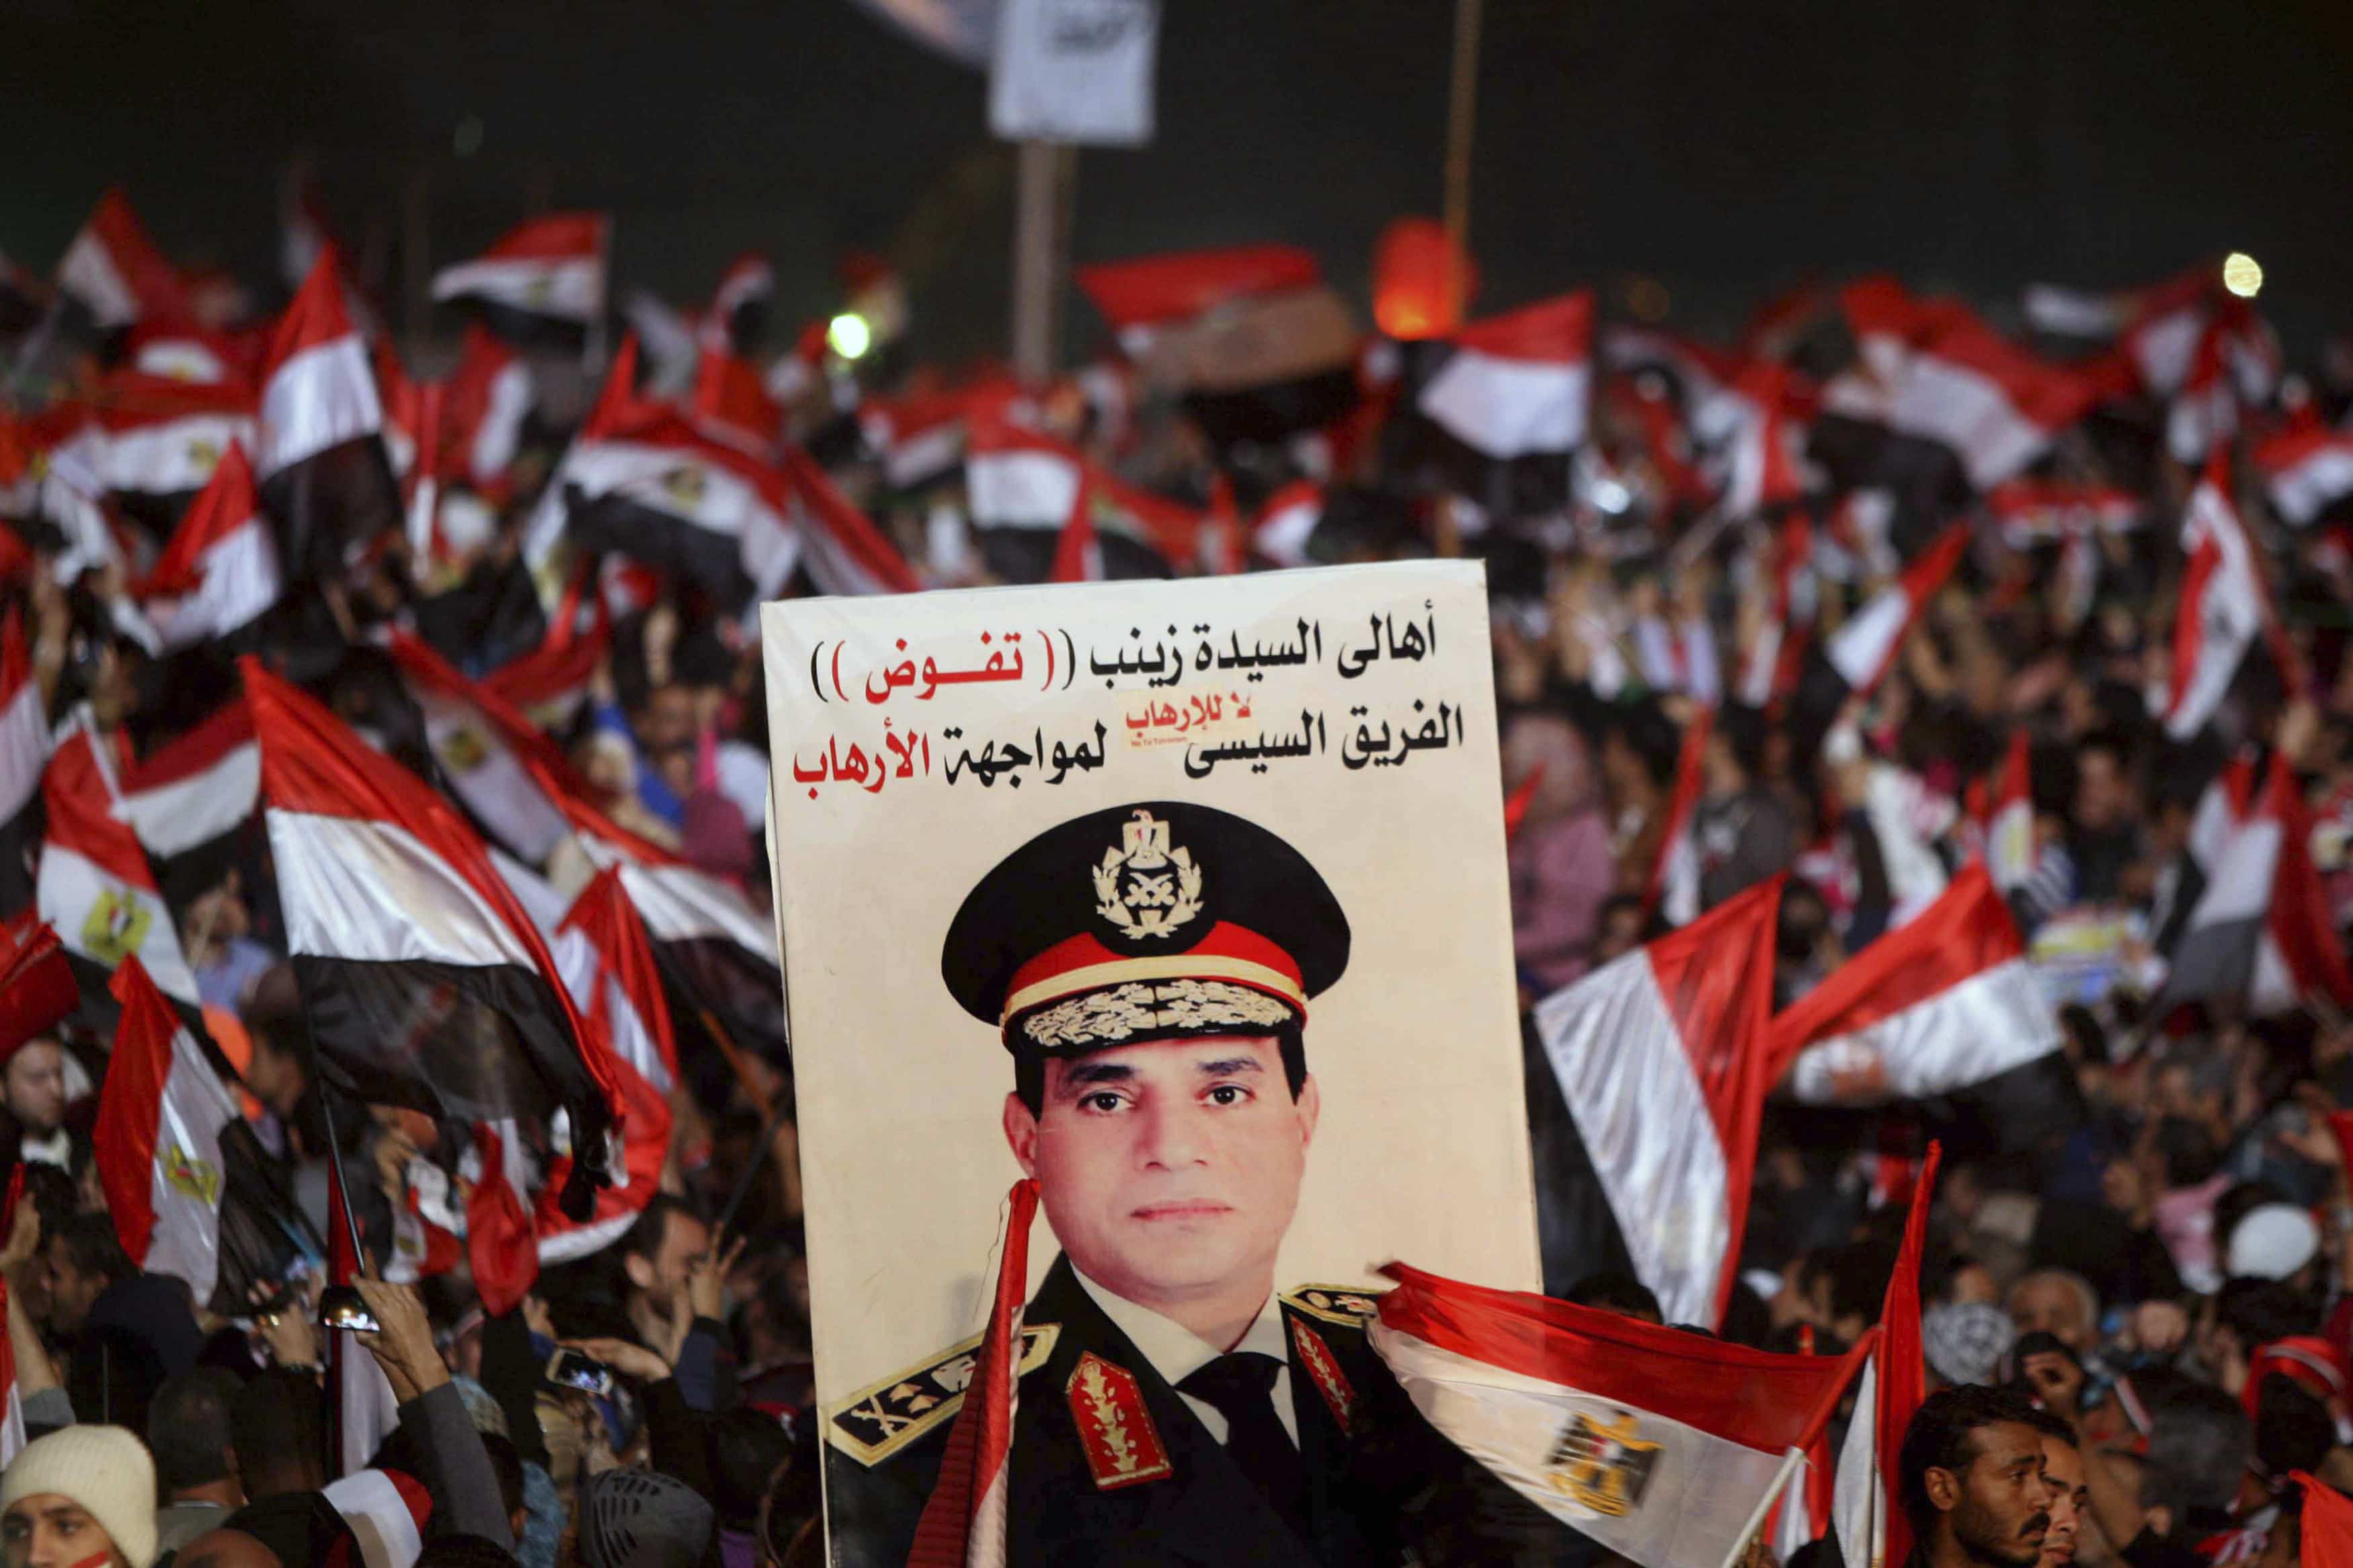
[1281,1283,1384,1327]
[1066,1352,1173,1491]
[1289,1319,1359,1434]
[1541,1409,1662,1518]
[826,1323,1060,1465]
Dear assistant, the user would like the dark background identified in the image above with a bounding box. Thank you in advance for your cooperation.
[7,0,2352,362]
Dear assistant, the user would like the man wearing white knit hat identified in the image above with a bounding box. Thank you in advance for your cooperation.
[0,1425,160,1568]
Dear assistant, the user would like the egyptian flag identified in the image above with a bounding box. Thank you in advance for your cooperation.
[462,1118,539,1317]
[2162,471,2274,740]
[2299,1475,2353,1568]
[1790,521,1972,733]
[384,630,581,872]
[244,658,618,1211]
[124,318,262,390]
[2159,754,2353,1017]
[859,378,1027,494]
[548,399,801,613]
[1074,246,1360,448]
[111,698,260,909]
[322,1469,435,1568]
[907,1180,1040,1568]
[1767,864,2059,1108]
[326,1153,401,1477]
[690,347,782,458]
[1832,1144,1941,1568]
[1737,515,1815,709]
[93,956,243,1311]
[431,214,609,347]
[1813,280,2093,538]
[700,252,774,358]
[38,726,205,1024]
[2256,419,2353,530]
[255,246,401,581]
[1642,706,1711,927]
[964,419,1183,583]
[1982,731,2035,899]
[1252,481,1324,569]
[443,325,534,498]
[0,613,50,917]
[54,188,188,333]
[481,571,610,732]
[1402,292,1593,517]
[1369,1262,1867,1568]
[536,870,677,1264]
[138,442,281,651]
[1712,361,1812,522]
[551,788,787,1071]
[779,448,921,595]
[0,917,75,1061]
[1531,875,1780,1326]
[80,374,256,540]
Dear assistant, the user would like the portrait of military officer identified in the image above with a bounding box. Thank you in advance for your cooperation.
[822,799,1404,1567]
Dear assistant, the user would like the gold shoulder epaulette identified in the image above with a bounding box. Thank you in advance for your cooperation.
[826,1323,1060,1466]
[1280,1284,1385,1328]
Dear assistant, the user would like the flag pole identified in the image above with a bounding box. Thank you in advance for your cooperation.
[1009,139,1070,384]
[1723,1446,1808,1568]
[1441,0,1484,323]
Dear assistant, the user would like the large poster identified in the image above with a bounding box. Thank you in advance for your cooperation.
[760,561,1537,1567]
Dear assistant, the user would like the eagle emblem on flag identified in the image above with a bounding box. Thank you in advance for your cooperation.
[435,726,491,774]
[1090,809,1203,942]
[185,437,221,475]
[660,464,709,509]
[82,889,152,964]
[1542,1409,1662,1517]
[161,1141,222,1206]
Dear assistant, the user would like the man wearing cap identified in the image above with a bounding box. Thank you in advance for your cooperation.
[824,802,1403,1567]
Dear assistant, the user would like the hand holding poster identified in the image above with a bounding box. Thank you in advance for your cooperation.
[760,561,1538,1567]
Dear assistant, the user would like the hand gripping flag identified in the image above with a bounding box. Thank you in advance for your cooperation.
[907,1180,1040,1568]
[1531,875,1781,1327]
[534,870,679,1265]
[1833,1143,1942,1568]
[1767,862,2059,1108]
[242,656,619,1214]
[1369,1262,1869,1568]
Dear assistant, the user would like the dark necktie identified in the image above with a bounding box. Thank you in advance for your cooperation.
[1178,1350,1312,1540]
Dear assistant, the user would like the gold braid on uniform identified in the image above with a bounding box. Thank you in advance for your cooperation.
[1020,979,1293,1051]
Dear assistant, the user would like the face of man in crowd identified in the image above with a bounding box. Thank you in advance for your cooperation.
[2008,1276,2091,1350]
[2038,1438,2085,1568]
[2073,750,2130,833]
[3,1042,66,1135]
[628,1209,711,1313]
[1004,1034,1316,1319]
[40,1237,108,1337]
[1929,1421,2051,1568]
[1,1495,116,1568]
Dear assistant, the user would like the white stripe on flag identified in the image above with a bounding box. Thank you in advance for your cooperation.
[324,1470,426,1568]
[1827,585,1913,691]
[260,335,384,475]
[140,1024,242,1305]
[967,449,1080,530]
[0,682,50,826]
[411,692,570,866]
[1887,357,2051,489]
[1786,956,2059,1105]
[430,257,605,321]
[1419,349,1590,458]
[116,743,259,858]
[58,233,138,327]
[102,417,253,496]
[37,843,201,1003]
[578,835,775,958]
[1532,950,1728,1325]
[2272,442,2353,527]
[1368,1320,1787,1568]
[151,520,280,650]
[269,809,536,968]
[1833,1360,1882,1568]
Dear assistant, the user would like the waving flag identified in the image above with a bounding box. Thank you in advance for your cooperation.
[1409,292,1593,513]
[907,1180,1040,1568]
[1822,522,1970,699]
[1532,876,1780,1325]
[465,1118,539,1317]
[39,725,204,1019]
[1768,864,2057,1106]
[0,612,51,917]
[2159,755,2353,1017]
[536,870,678,1264]
[2257,422,2353,530]
[1370,1262,1866,1568]
[0,918,75,1061]
[74,373,255,538]
[93,956,243,1305]
[482,571,610,731]
[443,326,534,498]
[1642,706,1711,927]
[1832,1145,1940,1568]
[385,631,580,868]
[779,448,921,596]
[243,658,617,1212]
[2162,472,2271,739]
[139,442,282,651]
[327,1153,401,1477]
[1983,731,2035,898]
[255,245,401,581]
[964,419,1184,583]
[432,214,609,346]
[111,697,260,909]
[55,188,187,331]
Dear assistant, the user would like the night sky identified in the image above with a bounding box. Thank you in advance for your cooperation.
[8,0,2353,360]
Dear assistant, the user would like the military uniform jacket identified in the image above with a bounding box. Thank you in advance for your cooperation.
[825,1255,1399,1568]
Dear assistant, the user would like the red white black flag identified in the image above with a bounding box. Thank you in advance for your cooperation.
[432,214,609,346]
[255,245,401,581]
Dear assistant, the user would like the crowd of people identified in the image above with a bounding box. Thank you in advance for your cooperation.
[0,179,2350,1568]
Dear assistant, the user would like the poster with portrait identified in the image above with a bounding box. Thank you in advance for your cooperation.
[760,561,1538,1567]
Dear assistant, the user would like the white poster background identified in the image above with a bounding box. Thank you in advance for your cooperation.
[988,0,1158,146]
[760,561,1536,1419]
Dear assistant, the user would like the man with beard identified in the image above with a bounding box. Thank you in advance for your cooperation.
[1899,1385,2053,1568]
